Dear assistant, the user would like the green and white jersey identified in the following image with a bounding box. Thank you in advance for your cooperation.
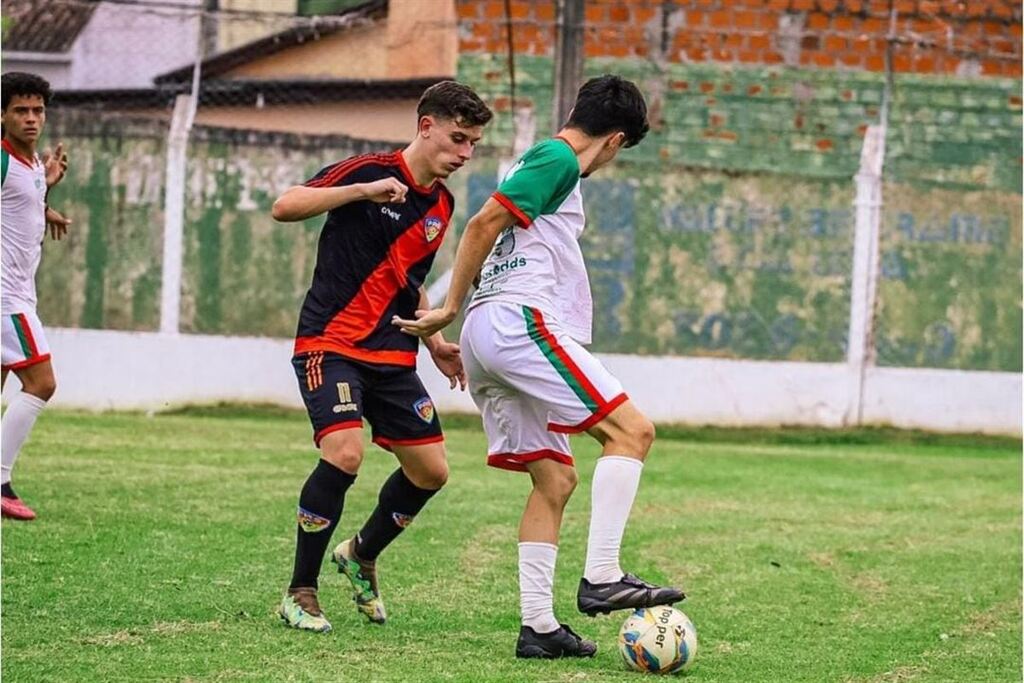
[1,140,47,314]
[469,138,594,343]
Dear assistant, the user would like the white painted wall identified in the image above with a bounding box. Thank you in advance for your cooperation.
[4,328,1019,436]
[70,1,200,89]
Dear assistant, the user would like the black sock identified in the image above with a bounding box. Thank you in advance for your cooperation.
[289,459,356,590]
[1,483,15,498]
[355,468,439,562]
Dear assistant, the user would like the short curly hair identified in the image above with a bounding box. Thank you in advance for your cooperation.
[2,72,52,111]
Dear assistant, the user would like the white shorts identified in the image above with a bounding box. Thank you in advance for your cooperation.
[461,301,627,473]
[1,310,51,371]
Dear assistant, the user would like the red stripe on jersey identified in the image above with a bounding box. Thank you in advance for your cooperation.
[293,338,418,367]
[305,152,395,188]
[492,192,532,228]
[527,307,607,406]
[319,192,452,346]
[16,313,40,357]
[2,139,37,169]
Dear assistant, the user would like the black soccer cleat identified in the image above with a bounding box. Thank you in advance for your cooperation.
[515,623,598,659]
[577,573,685,616]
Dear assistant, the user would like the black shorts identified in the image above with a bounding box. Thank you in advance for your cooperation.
[293,351,443,450]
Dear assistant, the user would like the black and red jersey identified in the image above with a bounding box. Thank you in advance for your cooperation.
[293,151,453,367]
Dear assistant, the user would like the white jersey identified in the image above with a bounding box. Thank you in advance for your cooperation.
[1,140,47,314]
[468,138,593,344]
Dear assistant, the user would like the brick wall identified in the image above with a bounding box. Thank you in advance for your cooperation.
[455,1,1021,371]
[457,0,1021,77]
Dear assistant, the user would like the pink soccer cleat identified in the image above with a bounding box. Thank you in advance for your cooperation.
[1,496,37,520]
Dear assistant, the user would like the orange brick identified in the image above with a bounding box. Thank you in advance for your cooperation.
[749,34,771,49]
[807,12,830,29]
[536,4,554,21]
[762,50,785,63]
[865,54,885,70]
[845,0,864,10]
[892,52,912,71]
[748,84,764,95]
[483,1,504,19]
[633,7,656,23]
[816,139,833,151]
[700,81,716,93]
[509,1,530,19]
[457,1,478,20]
[735,11,758,27]
[914,54,937,72]
[840,52,863,67]
[825,35,847,51]
[813,52,837,66]
[725,33,745,48]
[832,15,855,31]
[818,0,839,10]
[793,0,815,9]
[710,10,732,27]
[585,5,606,22]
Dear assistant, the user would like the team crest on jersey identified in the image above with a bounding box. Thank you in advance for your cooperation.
[297,507,331,533]
[424,217,444,242]
[392,512,415,528]
[413,397,435,423]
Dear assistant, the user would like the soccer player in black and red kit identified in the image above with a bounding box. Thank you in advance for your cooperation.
[272,81,492,632]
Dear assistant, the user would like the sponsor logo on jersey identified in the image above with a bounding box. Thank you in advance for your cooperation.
[492,226,516,258]
[392,512,415,528]
[381,205,401,221]
[413,397,435,423]
[480,256,528,281]
[297,506,332,533]
[332,381,358,414]
[424,216,443,242]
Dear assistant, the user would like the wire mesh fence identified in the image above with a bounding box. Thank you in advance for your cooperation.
[8,0,1020,372]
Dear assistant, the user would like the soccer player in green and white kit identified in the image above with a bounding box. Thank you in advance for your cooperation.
[395,75,684,659]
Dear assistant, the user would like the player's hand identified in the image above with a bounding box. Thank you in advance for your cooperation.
[429,341,466,391]
[392,307,456,339]
[43,142,68,187]
[360,178,407,204]
[46,207,71,240]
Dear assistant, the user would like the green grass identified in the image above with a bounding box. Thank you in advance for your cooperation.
[2,409,1021,682]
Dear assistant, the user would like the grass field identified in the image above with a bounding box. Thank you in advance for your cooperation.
[1,408,1020,682]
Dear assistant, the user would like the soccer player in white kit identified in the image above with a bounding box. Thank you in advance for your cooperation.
[395,75,683,658]
[1,72,71,521]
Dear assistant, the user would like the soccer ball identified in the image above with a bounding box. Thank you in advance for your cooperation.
[618,605,697,674]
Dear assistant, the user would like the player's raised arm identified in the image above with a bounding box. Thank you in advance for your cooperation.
[271,177,407,222]
[393,197,513,338]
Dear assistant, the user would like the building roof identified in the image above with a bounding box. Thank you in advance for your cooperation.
[154,0,387,85]
[52,76,446,108]
[3,0,98,53]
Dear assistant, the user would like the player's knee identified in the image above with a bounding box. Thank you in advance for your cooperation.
[632,417,656,454]
[413,462,449,491]
[538,466,577,505]
[24,377,56,401]
[321,448,363,475]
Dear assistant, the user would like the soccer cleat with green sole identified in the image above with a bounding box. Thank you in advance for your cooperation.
[331,538,387,624]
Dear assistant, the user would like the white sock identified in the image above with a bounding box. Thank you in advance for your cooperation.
[1,393,47,487]
[584,455,643,585]
[519,542,560,634]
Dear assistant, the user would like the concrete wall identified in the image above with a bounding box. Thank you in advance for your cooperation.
[4,328,1018,436]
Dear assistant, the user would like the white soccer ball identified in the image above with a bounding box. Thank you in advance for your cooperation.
[618,605,697,674]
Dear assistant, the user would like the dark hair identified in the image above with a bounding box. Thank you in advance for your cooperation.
[417,81,493,128]
[565,75,649,148]
[2,72,52,111]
